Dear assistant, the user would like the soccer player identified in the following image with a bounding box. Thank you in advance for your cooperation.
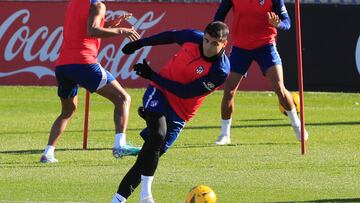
[40,0,142,163]
[213,0,309,145]
[111,21,230,203]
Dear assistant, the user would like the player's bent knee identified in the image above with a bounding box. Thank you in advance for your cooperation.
[142,132,165,155]
[113,94,131,108]
[123,93,131,105]
[147,130,166,150]
[151,132,166,145]
[61,107,76,119]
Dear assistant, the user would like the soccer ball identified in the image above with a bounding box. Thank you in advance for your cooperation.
[279,92,300,116]
[186,185,217,203]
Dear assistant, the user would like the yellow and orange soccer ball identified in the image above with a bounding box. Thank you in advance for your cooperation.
[279,92,300,116]
[186,185,217,203]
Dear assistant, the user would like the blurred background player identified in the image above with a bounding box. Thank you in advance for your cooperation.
[40,0,141,163]
[213,0,309,145]
[111,21,230,203]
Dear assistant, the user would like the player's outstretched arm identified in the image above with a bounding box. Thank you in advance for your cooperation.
[87,2,140,41]
[133,59,229,98]
[122,29,203,55]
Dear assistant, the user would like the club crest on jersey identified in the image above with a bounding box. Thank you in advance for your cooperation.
[259,0,265,5]
[150,100,159,107]
[196,66,204,74]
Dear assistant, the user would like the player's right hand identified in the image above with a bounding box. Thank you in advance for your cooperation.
[120,27,141,42]
[122,40,143,55]
[267,12,280,28]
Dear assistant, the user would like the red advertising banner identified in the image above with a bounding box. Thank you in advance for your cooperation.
[0,1,271,90]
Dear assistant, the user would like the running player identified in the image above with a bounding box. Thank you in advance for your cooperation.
[111,21,230,203]
[40,0,141,163]
[213,0,309,145]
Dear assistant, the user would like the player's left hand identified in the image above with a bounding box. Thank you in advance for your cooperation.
[267,12,280,28]
[107,13,132,28]
[122,40,143,54]
[133,59,155,79]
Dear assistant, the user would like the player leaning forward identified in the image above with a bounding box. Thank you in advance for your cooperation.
[213,0,309,145]
[40,0,142,163]
[111,21,230,203]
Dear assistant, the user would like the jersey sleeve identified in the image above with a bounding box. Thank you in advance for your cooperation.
[150,55,230,99]
[139,29,203,47]
[213,0,233,22]
[272,0,291,31]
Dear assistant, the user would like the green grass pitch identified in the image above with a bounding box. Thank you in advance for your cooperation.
[0,86,359,202]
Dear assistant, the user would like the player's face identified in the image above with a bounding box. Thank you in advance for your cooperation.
[202,33,227,58]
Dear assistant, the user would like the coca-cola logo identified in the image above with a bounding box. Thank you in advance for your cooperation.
[0,9,165,80]
[100,10,165,80]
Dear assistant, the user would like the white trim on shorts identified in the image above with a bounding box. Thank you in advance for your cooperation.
[96,64,108,91]
[145,87,157,108]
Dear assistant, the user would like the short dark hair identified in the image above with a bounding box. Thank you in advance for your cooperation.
[204,21,229,41]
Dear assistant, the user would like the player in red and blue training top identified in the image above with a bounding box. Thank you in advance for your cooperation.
[111,21,230,203]
[213,0,309,145]
[40,0,141,163]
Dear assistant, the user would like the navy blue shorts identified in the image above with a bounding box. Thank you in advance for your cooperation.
[55,63,115,99]
[229,43,282,76]
[140,85,185,153]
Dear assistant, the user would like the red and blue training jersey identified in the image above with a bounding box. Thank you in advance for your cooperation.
[138,30,230,121]
[214,0,290,50]
[56,0,104,66]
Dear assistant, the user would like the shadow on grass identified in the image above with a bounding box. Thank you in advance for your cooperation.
[1,121,359,136]
[185,121,360,131]
[238,118,283,122]
[269,198,360,202]
[0,160,126,168]
[0,147,111,155]
[172,142,296,150]
[185,121,360,130]
[0,128,144,135]
[0,142,295,155]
